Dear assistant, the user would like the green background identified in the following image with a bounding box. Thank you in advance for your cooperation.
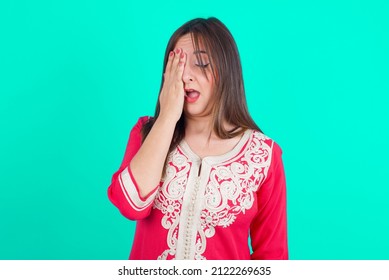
[1,0,388,260]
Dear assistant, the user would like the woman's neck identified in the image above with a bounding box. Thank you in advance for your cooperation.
[184,115,238,140]
[185,115,213,138]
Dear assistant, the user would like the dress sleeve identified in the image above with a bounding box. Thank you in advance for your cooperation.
[250,141,288,260]
[107,116,159,220]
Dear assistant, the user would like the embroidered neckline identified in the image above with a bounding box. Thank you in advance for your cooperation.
[155,130,273,260]
[178,129,253,165]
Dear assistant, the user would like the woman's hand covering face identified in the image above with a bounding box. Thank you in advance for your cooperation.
[159,48,187,123]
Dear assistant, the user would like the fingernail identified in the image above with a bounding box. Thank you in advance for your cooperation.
[180,51,184,58]
[175,48,180,54]
[169,51,173,57]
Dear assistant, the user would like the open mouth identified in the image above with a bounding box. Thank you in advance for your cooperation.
[185,89,200,103]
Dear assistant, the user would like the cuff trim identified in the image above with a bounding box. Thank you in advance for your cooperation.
[119,167,157,211]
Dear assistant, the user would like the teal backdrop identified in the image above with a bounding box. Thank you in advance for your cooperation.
[1,0,388,260]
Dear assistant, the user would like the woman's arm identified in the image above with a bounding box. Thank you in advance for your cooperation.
[107,116,158,220]
[108,48,187,220]
[250,141,288,259]
[129,116,177,198]
[131,48,187,198]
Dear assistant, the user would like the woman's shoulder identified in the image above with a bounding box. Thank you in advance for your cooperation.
[137,115,153,124]
[249,129,274,144]
[131,116,153,128]
[127,116,153,137]
[249,129,283,156]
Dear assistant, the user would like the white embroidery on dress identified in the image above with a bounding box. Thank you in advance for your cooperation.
[154,150,190,260]
[153,131,273,260]
[195,132,272,259]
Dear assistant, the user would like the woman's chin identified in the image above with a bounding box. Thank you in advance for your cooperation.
[183,106,212,118]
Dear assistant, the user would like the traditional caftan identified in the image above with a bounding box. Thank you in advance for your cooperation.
[108,116,288,260]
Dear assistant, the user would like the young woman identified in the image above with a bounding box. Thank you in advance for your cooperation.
[108,17,288,260]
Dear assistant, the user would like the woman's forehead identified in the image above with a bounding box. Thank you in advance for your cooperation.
[175,34,194,50]
[175,34,207,54]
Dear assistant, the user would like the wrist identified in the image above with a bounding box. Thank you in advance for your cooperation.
[157,112,180,126]
[155,114,178,130]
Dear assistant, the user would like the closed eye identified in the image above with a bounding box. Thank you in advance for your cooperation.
[195,63,210,68]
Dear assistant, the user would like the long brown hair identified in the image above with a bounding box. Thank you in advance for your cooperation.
[142,17,263,171]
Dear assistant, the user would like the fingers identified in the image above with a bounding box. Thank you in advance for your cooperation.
[170,48,182,74]
[165,50,175,73]
[177,49,186,69]
[165,48,186,78]
[173,49,186,82]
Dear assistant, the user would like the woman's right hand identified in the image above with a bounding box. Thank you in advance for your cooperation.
[159,48,187,123]
[128,48,187,199]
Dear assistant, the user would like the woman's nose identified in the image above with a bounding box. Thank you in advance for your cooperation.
[182,64,194,83]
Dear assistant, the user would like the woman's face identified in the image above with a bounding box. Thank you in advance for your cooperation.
[174,34,215,118]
